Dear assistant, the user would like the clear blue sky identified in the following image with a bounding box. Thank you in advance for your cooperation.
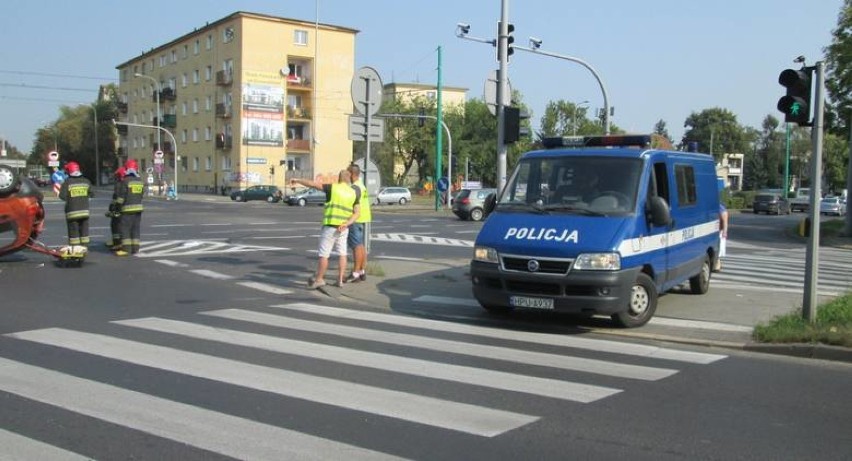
[0,0,842,153]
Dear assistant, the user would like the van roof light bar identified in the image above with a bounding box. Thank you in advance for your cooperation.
[542,134,653,149]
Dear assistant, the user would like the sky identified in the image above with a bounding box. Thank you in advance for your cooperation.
[0,0,843,154]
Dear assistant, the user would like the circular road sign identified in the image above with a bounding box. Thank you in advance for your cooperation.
[48,151,59,160]
[154,150,164,159]
[351,66,383,116]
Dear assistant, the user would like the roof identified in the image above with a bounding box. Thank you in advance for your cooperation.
[116,11,359,69]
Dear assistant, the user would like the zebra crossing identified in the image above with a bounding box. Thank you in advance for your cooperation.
[135,239,289,258]
[714,246,852,295]
[0,302,726,459]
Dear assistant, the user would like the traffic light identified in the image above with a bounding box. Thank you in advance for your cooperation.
[777,67,813,126]
[503,106,530,144]
[497,22,514,62]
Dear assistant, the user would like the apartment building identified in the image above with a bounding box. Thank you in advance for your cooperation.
[715,152,744,191]
[115,11,358,192]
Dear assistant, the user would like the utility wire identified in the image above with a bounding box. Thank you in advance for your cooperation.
[0,82,95,92]
[0,69,117,81]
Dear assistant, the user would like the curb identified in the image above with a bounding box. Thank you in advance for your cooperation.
[742,343,852,363]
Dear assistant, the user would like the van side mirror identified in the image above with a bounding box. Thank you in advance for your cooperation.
[647,196,672,227]
[484,193,497,215]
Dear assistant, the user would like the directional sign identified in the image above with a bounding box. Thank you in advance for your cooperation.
[437,176,449,192]
[484,70,512,117]
[351,66,383,116]
[348,115,385,142]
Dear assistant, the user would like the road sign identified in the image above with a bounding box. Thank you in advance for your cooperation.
[484,70,512,117]
[146,167,154,174]
[47,151,59,160]
[154,150,164,159]
[351,66,383,116]
[153,158,164,165]
[437,177,449,192]
[348,115,385,142]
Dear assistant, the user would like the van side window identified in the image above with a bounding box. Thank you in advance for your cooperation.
[675,164,697,206]
[652,162,669,203]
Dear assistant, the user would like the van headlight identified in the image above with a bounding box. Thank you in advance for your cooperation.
[473,246,499,263]
[573,253,621,271]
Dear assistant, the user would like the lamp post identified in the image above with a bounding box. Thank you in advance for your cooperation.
[573,100,589,136]
[91,104,100,186]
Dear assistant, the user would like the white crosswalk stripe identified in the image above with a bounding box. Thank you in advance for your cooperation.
[1,302,726,457]
[136,239,289,257]
[371,233,473,248]
[715,247,852,295]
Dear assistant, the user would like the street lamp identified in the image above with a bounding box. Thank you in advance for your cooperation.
[114,119,178,200]
[573,100,589,136]
[134,73,161,152]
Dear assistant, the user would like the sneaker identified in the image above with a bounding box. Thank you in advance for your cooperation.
[344,273,360,284]
[307,279,326,289]
[114,250,129,257]
[359,272,367,282]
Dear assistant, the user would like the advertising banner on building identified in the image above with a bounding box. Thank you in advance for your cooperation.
[241,71,285,146]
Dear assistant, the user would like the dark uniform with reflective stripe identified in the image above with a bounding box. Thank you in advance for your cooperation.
[107,177,124,248]
[59,175,94,246]
[113,171,145,254]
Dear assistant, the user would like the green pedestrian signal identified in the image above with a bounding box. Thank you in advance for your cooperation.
[776,67,813,126]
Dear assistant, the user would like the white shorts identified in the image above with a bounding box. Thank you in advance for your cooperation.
[317,226,349,258]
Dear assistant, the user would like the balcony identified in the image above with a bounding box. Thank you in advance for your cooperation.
[215,134,233,149]
[159,87,177,101]
[286,75,311,90]
[286,138,311,152]
[153,114,177,128]
[216,103,233,118]
[216,69,233,85]
[116,101,128,113]
[286,106,311,119]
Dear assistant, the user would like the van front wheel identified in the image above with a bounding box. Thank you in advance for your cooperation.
[611,273,657,328]
[689,255,711,294]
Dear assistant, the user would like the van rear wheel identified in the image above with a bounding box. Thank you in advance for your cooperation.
[689,255,711,294]
[611,273,657,328]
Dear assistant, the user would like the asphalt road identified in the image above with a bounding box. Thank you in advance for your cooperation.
[1,195,851,460]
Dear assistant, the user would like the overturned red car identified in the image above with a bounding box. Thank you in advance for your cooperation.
[0,164,46,257]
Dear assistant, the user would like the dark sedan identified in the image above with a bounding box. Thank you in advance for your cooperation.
[752,193,790,215]
[229,185,283,203]
[285,187,326,206]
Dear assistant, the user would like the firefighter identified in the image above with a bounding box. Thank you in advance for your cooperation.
[58,161,94,249]
[112,159,144,256]
[105,166,126,250]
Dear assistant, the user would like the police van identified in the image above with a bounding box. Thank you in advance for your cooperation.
[470,135,720,327]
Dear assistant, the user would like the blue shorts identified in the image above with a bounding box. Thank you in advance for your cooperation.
[348,223,365,248]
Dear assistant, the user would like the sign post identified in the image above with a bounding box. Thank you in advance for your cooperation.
[351,66,383,254]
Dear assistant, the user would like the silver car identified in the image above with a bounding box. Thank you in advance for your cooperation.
[452,188,497,221]
[375,187,412,205]
[819,197,847,216]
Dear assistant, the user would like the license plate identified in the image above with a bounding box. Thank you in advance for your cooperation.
[509,296,554,309]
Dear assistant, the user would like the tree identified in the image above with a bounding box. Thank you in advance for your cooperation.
[825,0,852,135]
[538,99,621,140]
[681,108,747,160]
[653,119,672,143]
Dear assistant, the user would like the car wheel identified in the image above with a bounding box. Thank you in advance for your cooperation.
[399,197,408,205]
[267,195,276,203]
[689,255,711,295]
[469,208,484,221]
[233,194,243,202]
[611,273,657,328]
[298,198,307,207]
[0,164,18,196]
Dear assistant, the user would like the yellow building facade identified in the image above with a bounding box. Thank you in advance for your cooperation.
[115,11,358,192]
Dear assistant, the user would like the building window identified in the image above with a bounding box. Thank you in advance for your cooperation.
[181,73,187,88]
[171,50,177,63]
[192,128,198,142]
[193,70,199,84]
[205,96,212,111]
[223,27,235,43]
[182,45,188,59]
[294,29,308,45]
[205,156,212,171]
[221,156,232,171]
[160,55,167,67]
[132,138,137,149]
[168,77,176,90]
[205,65,212,81]
[181,102,187,116]
[194,39,200,55]
[193,157,199,172]
[193,99,199,114]
[181,130,187,143]
[206,34,213,50]
[205,126,212,141]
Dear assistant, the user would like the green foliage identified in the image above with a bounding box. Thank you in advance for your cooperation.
[825,0,852,135]
[753,292,852,347]
[681,108,748,161]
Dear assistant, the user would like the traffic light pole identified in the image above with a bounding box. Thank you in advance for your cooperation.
[496,0,510,192]
[802,61,825,323]
[113,120,178,200]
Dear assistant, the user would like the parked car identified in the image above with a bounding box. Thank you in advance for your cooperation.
[819,196,847,216]
[229,185,282,203]
[452,188,497,221]
[375,187,411,205]
[285,187,326,206]
[752,193,790,215]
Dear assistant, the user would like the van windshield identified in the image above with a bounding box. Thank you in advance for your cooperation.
[498,156,642,216]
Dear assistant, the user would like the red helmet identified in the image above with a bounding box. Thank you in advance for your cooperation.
[114,166,126,178]
[124,159,138,171]
[65,161,80,174]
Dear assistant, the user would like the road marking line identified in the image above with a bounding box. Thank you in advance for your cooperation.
[117,318,620,403]
[189,269,234,280]
[0,428,90,461]
[6,329,535,437]
[250,236,304,239]
[414,295,479,307]
[0,358,401,460]
[648,318,752,332]
[151,224,192,227]
[201,223,233,226]
[376,256,425,262]
[204,309,678,380]
[236,281,293,295]
[154,259,189,268]
[282,302,726,365]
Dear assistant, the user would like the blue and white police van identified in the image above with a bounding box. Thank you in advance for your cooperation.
[470,135,720,327]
